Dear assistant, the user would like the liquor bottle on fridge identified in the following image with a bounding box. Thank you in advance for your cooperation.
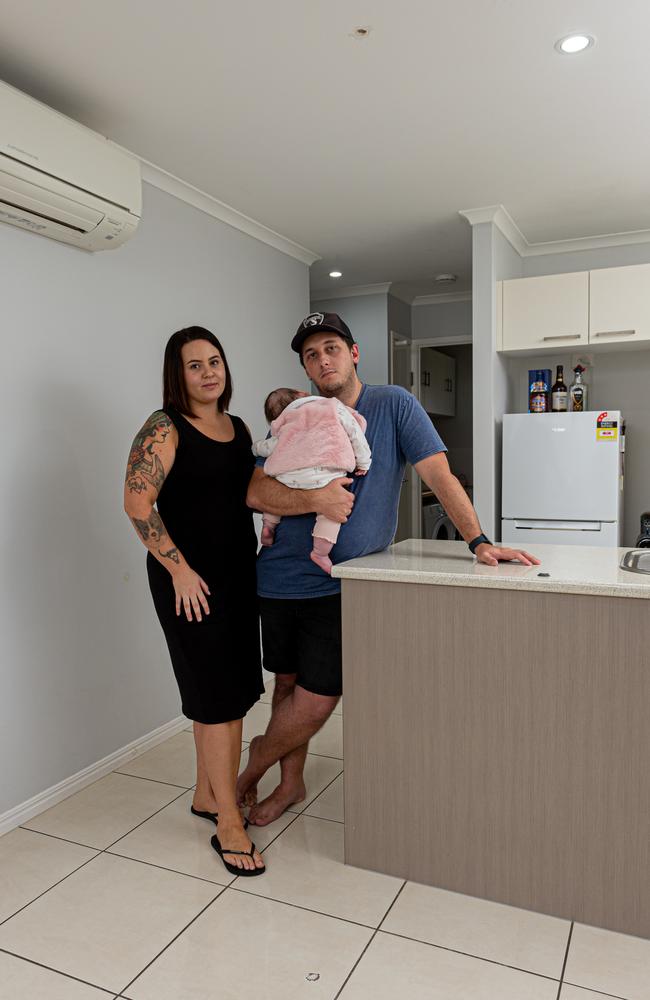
[569,365,588,412]
[528,369,551,413]
[551,365,568,412]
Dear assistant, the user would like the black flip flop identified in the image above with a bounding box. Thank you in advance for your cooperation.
[211,833,265,877]
[190,806,249,830]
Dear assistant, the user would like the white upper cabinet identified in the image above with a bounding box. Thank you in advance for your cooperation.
[502,272,589,351]
[589,263,650,345]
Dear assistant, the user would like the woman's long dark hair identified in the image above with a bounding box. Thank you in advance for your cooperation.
[162,326,233,416]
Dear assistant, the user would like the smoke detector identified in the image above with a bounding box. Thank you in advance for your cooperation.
[434,273,457,284]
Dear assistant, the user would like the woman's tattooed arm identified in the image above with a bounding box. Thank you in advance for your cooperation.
[124,413,183,569]
[125,411,172,495]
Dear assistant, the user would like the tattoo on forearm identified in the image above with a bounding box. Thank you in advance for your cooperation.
[126,412,172,495]
[159,546,180,564]
[130,509,166,544]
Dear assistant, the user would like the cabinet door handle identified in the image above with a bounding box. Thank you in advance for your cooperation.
[593,329,636,337]
[541,334,581,341]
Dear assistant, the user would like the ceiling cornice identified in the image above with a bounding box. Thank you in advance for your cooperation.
[311,282,392,301]
[413,291,472,306]
[132,154,320,266]
[459,204,650,258]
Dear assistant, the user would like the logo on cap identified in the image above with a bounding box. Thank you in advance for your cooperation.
[301,313,324,330]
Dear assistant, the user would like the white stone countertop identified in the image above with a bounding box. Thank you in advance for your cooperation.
[332,539,650,599]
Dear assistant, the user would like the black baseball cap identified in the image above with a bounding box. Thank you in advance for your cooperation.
[291,312,355,355]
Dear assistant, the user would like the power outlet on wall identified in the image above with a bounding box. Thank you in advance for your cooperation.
[571,353,594,369]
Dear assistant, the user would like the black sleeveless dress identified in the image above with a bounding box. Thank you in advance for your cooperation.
[147,406,263,724]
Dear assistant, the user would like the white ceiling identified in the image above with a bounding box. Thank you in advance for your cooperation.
[2,0,650,298]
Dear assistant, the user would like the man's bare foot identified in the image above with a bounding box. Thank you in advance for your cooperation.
[248,780,306,826]
[215,816,265,872]
[236,734,263,807]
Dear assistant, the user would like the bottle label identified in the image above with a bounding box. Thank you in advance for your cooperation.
[552,390,568,411]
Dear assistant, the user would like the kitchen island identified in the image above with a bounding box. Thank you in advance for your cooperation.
[332,540,650,939]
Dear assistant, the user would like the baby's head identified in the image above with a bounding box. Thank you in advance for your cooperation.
[264,388,307,423]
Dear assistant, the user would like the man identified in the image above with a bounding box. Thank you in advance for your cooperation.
[238,312,538,825]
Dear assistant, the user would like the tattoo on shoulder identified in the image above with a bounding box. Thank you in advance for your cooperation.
[126,411,172,495]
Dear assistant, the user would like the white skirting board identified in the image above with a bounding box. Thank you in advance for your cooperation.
[0,715,189,837]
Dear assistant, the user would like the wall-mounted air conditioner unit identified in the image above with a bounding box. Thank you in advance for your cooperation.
[0,80,141,252]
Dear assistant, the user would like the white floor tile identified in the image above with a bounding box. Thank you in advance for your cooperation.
[22,773,181,850]
[381,881,570,978]
[0,828,97,924]
[239,748,342,815]
[109,790,294,881]
[239,815,402,926]
[125,887,372,1000]
[564,922,650,1000]
[304,774,344,823]
[339,932,559,1000]
[0,853,217,994]
[117,731,197,787]
[0,951,112,1000]
[243,701,343,759]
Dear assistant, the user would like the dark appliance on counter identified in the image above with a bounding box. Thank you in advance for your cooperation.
[636,511,650,547]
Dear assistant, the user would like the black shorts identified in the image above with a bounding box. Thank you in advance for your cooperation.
[259,594,342,698]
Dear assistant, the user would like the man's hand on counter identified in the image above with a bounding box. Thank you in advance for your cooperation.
[475,544,541,568]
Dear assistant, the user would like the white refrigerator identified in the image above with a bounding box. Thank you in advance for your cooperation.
[501,411,624,547]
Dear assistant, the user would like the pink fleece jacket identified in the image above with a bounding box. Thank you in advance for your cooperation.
[263,397,367,477]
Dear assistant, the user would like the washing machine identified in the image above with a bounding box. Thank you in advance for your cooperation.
[422,502,460,541]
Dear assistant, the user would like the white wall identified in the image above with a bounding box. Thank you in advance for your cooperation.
[412,300,472,340]
[0,182,309,816]
[310,293,389,385]
[387,293,412,342]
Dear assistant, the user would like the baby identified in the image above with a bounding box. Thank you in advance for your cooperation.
[253,388,372,574]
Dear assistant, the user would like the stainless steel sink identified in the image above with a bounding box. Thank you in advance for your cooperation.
[620,548,650,575]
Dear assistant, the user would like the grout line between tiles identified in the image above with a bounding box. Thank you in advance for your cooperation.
[378,928,561,983]
[561,983,628,1000]
[293,768,344,818]
[18,826,104,851]
[556,921,574,1000]
[230,884,378,931]
[332,882,408,1000]
[116,885,228,997]
[104,849,233,888]
[112,771,193,791]
[0,845,102,929]
[0,946,116,995]
[103,787,190,851]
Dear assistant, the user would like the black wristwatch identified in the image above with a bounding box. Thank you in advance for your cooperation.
[468,533,492,555]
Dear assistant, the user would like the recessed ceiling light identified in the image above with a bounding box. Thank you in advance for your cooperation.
[555,33,594,54]
[329,270,342,278]
[434,273,457,284]
[351,26,371,39]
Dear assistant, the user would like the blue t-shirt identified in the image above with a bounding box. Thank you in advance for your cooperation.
[256,384,446,599]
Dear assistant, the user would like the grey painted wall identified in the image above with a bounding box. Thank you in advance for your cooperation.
[387,293,412,341]
[310,293,389,385]
[412,300,472,341]
[0,183,309,816]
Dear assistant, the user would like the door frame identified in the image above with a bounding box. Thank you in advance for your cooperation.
[412,335,472,538]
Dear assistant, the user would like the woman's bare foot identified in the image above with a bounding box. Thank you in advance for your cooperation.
[248,779,306,826]
[191,794,220,814]
[236,734,263,807]
[216,815,265,872]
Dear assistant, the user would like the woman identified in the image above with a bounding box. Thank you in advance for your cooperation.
[124,326,265,875]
